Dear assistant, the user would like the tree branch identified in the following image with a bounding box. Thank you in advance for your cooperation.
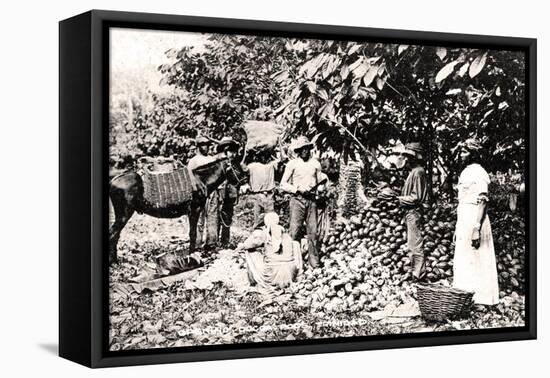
[317,114,374,160]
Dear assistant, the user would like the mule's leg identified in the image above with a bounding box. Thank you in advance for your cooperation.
[187,206,200,256]
[109,189,135,264]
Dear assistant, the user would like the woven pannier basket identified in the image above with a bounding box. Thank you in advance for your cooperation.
[416,283,474,322]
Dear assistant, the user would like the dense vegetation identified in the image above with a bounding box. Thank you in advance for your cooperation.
[110,35,525,195]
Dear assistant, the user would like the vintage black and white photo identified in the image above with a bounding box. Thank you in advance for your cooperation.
[108,27,527,351]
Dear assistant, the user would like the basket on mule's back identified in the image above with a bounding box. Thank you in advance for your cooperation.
[141,167,194,210]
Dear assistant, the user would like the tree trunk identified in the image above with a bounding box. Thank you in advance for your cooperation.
[337,157,365,217]
[425,121,434,203]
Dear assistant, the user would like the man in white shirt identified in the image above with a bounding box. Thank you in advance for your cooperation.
[280,136,324,268]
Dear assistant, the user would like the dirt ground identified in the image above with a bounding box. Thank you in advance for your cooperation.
[108,198,525,351]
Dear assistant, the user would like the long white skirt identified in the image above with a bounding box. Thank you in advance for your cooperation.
[453,203,499,305]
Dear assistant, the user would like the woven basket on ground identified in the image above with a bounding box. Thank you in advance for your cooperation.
[416,283,474,322]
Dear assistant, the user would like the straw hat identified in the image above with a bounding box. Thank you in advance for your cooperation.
[216,136,239,152]
[292,136,314,152]
[392,142,423,159]
[404,142,424,159]
[195,136,211,146]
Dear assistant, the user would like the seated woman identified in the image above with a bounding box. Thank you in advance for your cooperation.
[242,213,303,297]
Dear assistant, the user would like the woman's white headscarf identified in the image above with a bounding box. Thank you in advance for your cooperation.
[264,212,283,253]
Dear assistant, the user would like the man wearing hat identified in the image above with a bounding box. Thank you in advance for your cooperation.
[217,136,240,159]
[187,136,215,182]
[280,136,324,268]
[215,137,241,247]
[240,137,288,230]
[394,142,429,281]
[187,136,215,247]
[202,136,242,249]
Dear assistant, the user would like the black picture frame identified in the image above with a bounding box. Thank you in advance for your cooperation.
[59,9,537,368]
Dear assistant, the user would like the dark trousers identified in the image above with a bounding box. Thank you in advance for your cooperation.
[219,198,235,246]
[405,209,425,279]
[289,196,319,268]
[204,190,221,247]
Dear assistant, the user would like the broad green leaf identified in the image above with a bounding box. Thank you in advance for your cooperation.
[469,52,487,78]
[435,60,460,83]
[340,64,351,81]
[363,65,379,87]
[347,44,362,56]
[314,54,331,77]
[398,45,409,55]
[348,57,364,72]
[271,70,289,84]
[317,88,329,101]
[322,55,341,79]
[352,62,369,78]
[482,109,494,121]
[377,62,386,76]
[306,81,317,93]
[367,56,382,65]
[498,101,509,110]
[375,77,386,90]
[299,53,329,79]
[445,88,462,95]
[457,62,469,77]
[436,47,447,60]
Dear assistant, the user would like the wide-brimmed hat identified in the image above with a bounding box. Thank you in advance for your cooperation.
[195,136,211,146]
[390,144,408,155]
[404,142,424,159]
[216,136,240,152]
[292,136,314,152]
[391,142,423,159]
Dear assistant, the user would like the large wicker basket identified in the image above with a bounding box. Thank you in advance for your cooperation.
[416,283,474,322]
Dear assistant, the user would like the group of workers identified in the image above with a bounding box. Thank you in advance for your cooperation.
[187,135,241,249]
[383,139,499,305]
[186,134,499,306]
[186,134,326,270]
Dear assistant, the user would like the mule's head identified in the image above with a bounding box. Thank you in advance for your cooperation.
[222,157,248,187]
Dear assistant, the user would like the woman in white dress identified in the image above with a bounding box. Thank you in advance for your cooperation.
[452,139,499,305]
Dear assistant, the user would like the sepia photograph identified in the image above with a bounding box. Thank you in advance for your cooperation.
[107,26,528,352]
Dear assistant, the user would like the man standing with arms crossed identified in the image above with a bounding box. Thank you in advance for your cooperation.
[280,137,324,269]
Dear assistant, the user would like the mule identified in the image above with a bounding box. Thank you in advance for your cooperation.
[108,157,245,264]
